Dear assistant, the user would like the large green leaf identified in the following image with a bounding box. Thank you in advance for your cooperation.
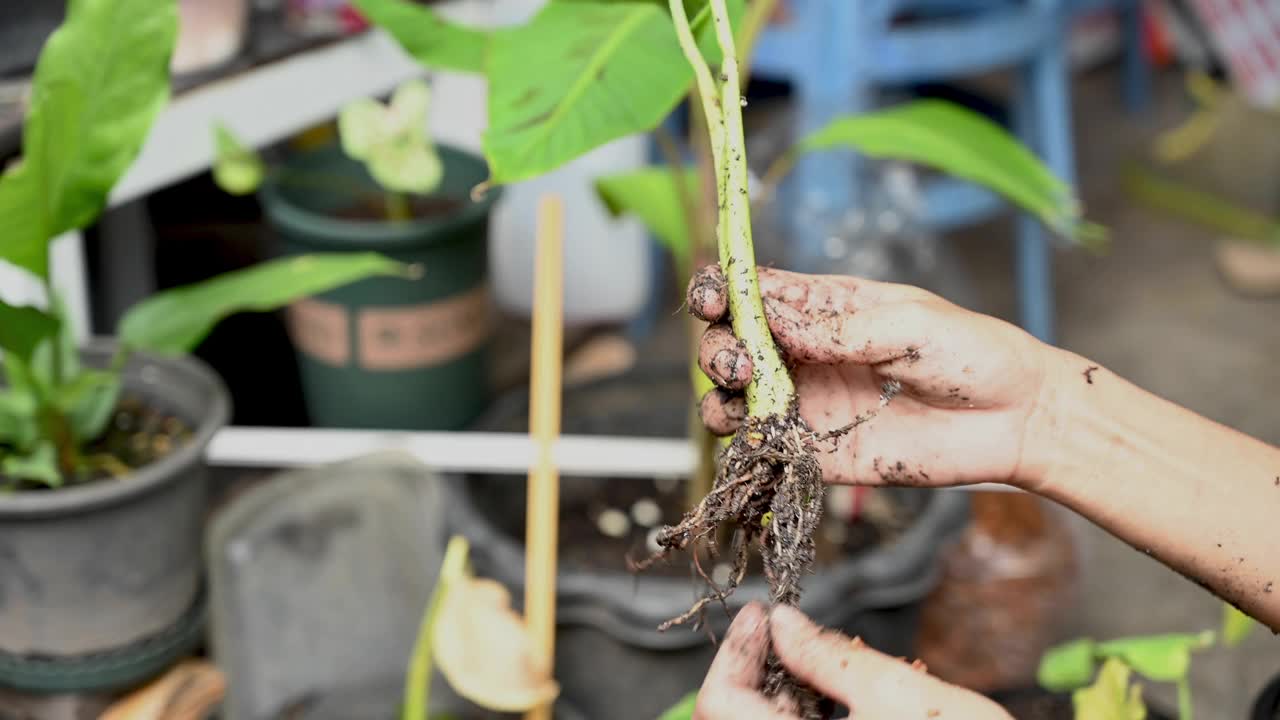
[1038,637,1098,692]
[483,0,740,184]
[595,167,698,270]
[1072,658,1147,720]
[119,253,411,355]
[0,301,59,364]
[1096,632,1213,684]
[782,100,1103,246]
[352,0,489,74]
[0,0,177,278]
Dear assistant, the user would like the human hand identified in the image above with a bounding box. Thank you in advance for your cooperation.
[693,603,1012,720]
[690,265,1055,488]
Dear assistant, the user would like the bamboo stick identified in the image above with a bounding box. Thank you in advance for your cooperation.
[524,195,564,720]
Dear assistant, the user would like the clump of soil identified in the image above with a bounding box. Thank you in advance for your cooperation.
[0,395,192,491]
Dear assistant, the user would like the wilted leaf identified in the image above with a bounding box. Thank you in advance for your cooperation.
[338,99,386,162]
[0,301,59,364]
[595,167,698,271]
[213,124,266,196]
[339,82,443,195]
[119,253,410,355]
[1221,602,1255,647]
[1073,658,1147,720]
[351,0,489,74]
[434,577,559,712]
[0,0,177,278]
[2,441,61,487]
[1096,632,1213,683]
[368,138,444,195]
[780,100,1103,246]
[1038,637,1098,692]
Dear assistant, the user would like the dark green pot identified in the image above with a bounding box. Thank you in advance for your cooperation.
[261,142,498,430]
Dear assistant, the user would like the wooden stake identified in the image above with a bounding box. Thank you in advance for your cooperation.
[525,195,564,720]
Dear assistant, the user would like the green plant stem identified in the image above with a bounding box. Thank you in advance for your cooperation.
[386,192,413,222]
[705,0,793,417]
[404,536,470,720]
[668,0,724,182]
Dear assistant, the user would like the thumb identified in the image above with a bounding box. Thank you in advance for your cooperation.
[769,606,1010,719]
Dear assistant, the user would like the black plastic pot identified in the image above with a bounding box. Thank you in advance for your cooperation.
[445,365,969,720]
[1254,672,1280,720]
[0,341,230,692]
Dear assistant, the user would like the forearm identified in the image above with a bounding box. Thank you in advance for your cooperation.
[1024,347,1280,630]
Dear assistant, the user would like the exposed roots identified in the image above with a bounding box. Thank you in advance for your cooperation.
[631,408,829,718]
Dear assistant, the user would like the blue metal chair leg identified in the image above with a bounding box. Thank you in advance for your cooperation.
[1120,0,1150,111]
[1013,31,1075,345]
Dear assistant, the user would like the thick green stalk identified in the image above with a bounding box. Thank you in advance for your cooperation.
[706,0,793,417]
[403,536,470,720]
[668,0,724,184]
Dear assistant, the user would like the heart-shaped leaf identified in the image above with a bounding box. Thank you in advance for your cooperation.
[0,390,39,450]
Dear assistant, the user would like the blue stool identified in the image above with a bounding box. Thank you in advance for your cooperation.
[751,0,1074,343]
[1072,0,1151,111]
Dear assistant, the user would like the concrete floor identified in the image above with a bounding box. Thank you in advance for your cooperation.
[947,68,1280,717]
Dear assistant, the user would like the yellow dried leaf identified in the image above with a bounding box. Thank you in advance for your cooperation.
[433,576,560,712]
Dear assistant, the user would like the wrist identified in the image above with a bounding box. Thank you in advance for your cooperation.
[1014,344,1081,491]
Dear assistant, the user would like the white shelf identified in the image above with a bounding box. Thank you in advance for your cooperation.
[109,30,424,208]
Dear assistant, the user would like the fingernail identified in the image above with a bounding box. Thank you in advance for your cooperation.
[712,349,738,382]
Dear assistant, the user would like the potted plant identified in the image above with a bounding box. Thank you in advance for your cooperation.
[214,79,499,431]
[353,0,1104,716]
[0,0,405,693]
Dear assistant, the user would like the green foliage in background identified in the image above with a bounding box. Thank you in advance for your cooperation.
[0,0,406,489]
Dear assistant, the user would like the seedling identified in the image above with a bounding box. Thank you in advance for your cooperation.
[214,79,442,223]
[1038,602,1256,719]
[0,0,406,488]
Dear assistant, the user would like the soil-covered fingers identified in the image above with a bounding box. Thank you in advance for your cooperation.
[699,324,754,389]
[694,604,800,720]
[688,265,928,325]
[769,606,1012,720]
[699,387,747,436]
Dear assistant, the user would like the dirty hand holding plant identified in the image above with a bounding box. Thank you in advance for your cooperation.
[693,265,1280,633]
[693,603,1011,720]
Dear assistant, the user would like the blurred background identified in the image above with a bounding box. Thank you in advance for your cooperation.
[1,1,1279,719]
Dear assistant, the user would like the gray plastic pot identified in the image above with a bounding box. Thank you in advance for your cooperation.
[445,365,970,720]
[0,342,229,688]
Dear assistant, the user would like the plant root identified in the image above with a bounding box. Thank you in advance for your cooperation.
[631,408,829,719]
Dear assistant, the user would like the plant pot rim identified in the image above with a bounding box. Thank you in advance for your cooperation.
[0,338,230,518]
[259,142,501,251]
